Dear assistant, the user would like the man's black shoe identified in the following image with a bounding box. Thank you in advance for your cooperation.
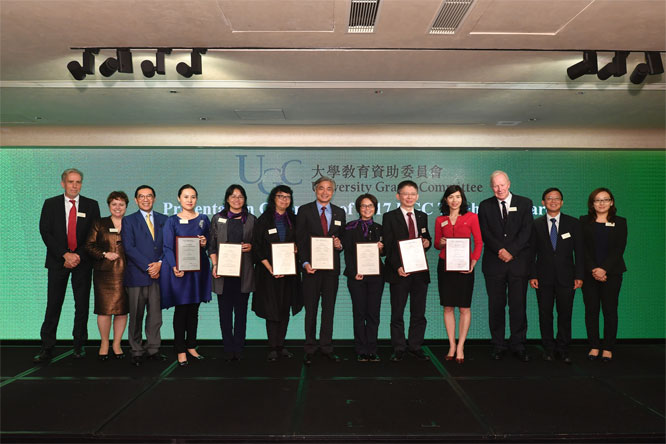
[408,349,430,361]
[72,348,86,359]
[322,353,341,362]
[131,356,143,367]
[33,350,53,364]
[555,351,572,364]
[303,353,314,366]
[543,351,554,361]
[390,350,404,362]
[490,349,505,360]
[147,353,168,361]
[514,350,530,362]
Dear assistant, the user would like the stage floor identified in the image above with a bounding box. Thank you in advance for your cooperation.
[1,341,664,443]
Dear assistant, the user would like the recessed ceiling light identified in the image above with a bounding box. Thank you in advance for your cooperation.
[169,90,178,94]
[496,121,521,126]
[528,117,538,121]
[199,117,208,121]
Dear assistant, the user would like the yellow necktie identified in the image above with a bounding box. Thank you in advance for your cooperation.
[146,214,155,240]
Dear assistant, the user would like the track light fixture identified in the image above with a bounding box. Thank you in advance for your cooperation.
[629,52,665,84]
[117,49,134,73]
[99,57,118,77]
[67,48,99,81]
[176,48,207,78]
[566,51,597,80]
[597,51,629,80]
[141,49,172,78]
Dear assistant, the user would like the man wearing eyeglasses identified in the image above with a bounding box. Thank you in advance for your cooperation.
[121,185,168,366]
[529,188,584,364]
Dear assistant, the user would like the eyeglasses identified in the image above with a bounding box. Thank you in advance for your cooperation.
[593,198,612,204]
[137,194,154,200]
[229,195,245,200]
[544,197,562,202]
[359,204,375,209]
[275,194,291,200]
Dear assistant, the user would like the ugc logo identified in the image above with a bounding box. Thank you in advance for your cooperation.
[237,155,302,194]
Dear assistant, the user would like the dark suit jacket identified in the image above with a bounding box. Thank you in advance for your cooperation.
[341,221,384,279]
[296,201,347,274]
[121,210,167,287]
[382,208,431,284]
[478,193,533,276]
[530,213,584,287]
[208,212,256,294]
[579,215,627,275]
[40,194,100,269]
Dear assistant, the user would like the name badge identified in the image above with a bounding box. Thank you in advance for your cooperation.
[268,228,278,234]
[561,232,571,239]
[179,219,188,224]
[334,220,342,226]
[109,228,119,233]
[77,212,86,218]
[441,221,448,227]
[508,207,518,212]
[605,222,615,227]
[218,218,227,224]
[421,227,427,233]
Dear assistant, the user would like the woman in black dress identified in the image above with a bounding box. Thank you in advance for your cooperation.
[252,185,302,361]
[580,188,627,362]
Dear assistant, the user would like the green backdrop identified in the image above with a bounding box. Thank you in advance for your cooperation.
[0,148,663,340]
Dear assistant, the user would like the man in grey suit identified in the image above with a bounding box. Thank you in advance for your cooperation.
[121,185,168,366]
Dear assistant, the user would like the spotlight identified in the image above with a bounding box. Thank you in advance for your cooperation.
[645,51,664,75]
[117,49,133,73]
[176,48,207,78]
[597,51,629,80]
[67,48,99,81]
[630,63,649,84]
[99,57,118,77]
[141,49,172,78]
[567,51,597,80]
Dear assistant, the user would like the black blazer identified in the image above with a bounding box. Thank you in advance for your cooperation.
[579,215,627,275]
[530,213,584,287]
[382,208,431,284]
[478,193,533,276]
[295,201,347,274]
[341,221,384,279]
[40,194,101,269]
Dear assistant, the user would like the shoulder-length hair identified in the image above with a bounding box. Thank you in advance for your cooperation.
[266,185,296,221]
[223,184,248,213]
[439,185,469,216]
[587,187,617,222]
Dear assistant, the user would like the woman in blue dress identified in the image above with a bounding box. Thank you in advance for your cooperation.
[160,184,212,366]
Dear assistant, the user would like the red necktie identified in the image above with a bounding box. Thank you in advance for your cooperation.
[320,206,328,236]
[407,212,416,239]
[68,199,77,251]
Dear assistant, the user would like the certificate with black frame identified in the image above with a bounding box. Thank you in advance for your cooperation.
[176,236,201,272]
[271,242,296,276]
[445,237,471,271]
[310,236,334,270]
[356,242,380,276]
[398,238,428,274]
[216,243,242,277]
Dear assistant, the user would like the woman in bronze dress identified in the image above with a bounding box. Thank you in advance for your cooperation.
[86,191,130,360]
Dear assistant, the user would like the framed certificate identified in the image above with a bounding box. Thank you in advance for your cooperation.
[176,236,201,272]
[271,242,296,276]
[398,238,428,274]
[356,242,380,276]
[216,243,242,277]
[445,238,471,271]
[311,236,334,270]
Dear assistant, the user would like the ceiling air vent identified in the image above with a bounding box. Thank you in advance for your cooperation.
[348,0,380,33]
[429,0,474,35]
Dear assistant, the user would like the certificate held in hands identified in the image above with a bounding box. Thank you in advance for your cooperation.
[356,242,380,276]
[398,238,428,274]
[176,236,201,272]
[216,243,242,277]
[271,243,296,276]
[310,236,334,270]
[445,238,471,271]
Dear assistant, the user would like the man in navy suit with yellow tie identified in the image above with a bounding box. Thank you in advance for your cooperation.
[529,188,584,364]
[35,168,100,363]
[122,185,168,366]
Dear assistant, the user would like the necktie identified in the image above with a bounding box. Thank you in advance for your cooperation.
[501,200,508,222]
[550,218,558,250]
[407,212,417,239]
[146,213,155,240]
[67,199,77,251]
[320,206,328,236]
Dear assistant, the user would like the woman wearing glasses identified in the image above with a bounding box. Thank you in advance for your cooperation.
[580,188,627,362]
[209,184,256,361]
[252,185,301,362]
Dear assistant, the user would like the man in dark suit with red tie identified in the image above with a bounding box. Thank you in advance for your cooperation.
[529,188,584,364]
[296,176,347,365]
[383,180,432,362]
[478,171,533,362]
[34,168,100,363]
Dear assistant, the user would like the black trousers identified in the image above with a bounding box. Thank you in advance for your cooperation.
[266,318,290,351]
[582,273,622,351]
[536,284,575,353]
[484,272,528,352]
[173,303,200,354]
[347,276,384,355]
[302,270,339,354]
[389,275,428,352]
[40,266,93,350]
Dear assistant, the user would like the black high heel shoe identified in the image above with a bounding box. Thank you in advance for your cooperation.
[113,350,126,360]
[98,354,109,361]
